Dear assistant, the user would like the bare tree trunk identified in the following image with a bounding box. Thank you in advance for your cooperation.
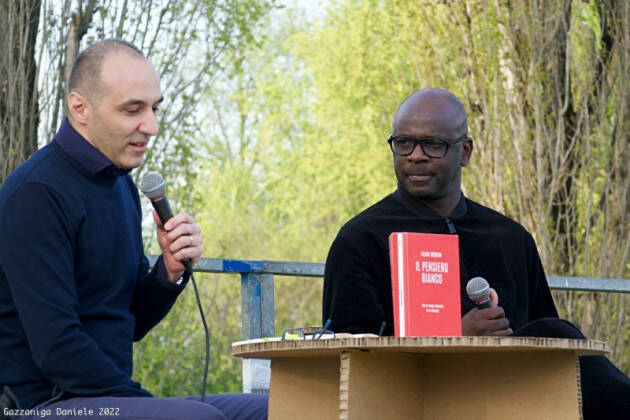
[0,0,42,183]
[498,0,630,371]
[60,0,98,118]
[548,1,579,277]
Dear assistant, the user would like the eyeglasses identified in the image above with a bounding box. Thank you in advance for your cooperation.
[281,319,335,341]
[387,134,468,158]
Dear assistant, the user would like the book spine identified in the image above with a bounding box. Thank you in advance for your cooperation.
[389,234,399,336]
[397,233,406,336]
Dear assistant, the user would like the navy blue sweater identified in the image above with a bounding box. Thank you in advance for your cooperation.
[0,122,186,409]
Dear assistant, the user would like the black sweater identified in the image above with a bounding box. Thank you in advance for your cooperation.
[323,188,558,335]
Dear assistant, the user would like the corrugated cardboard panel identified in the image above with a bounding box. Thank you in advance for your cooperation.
[268,356,340,420]
[420,351,580,420]
[238,337,596,420]
[233,336,608,359]
[343,351,425,420]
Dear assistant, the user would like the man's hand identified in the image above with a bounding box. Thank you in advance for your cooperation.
[152,210,203,283]
[461,288,513,336]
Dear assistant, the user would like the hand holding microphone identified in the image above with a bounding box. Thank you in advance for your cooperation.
[140,172,203,283]
[462,277,512,336]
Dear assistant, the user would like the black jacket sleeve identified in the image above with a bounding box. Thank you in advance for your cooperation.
[525,233,559,321]
[322,229,391,334]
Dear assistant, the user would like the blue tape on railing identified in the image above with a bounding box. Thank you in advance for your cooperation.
[222,259,264,273]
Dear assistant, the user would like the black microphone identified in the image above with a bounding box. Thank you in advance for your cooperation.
[466,277,492,309]
[139,172,193,274]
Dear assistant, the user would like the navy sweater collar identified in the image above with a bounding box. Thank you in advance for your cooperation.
[55,119,131,178]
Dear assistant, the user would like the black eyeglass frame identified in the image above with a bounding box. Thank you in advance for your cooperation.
[280,319,336,341]
[387,134,469,158]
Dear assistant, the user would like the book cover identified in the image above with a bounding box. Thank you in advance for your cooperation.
[388,232,462,337]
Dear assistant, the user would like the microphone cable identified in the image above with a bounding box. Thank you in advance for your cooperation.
[139,173,210,400]
[189,271,210,402]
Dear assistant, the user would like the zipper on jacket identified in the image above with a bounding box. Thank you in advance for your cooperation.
[445,218,456,234]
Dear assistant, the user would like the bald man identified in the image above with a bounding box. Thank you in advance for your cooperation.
[322,88,629,419]
[0,40,266,419]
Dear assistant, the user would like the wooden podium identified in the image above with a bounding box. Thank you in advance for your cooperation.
[232,336,608,420]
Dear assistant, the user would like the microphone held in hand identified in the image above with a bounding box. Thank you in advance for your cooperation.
[140,172,193,274]
[466,277,492,309]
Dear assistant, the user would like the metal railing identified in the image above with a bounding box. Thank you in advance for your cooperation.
[148,255,630,341]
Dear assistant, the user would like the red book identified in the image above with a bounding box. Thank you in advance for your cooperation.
[388,232,462,337]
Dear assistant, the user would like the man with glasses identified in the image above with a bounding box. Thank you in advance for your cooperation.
[322,88,629,419]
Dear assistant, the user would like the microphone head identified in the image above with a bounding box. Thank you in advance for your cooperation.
[140,172,166,200]
[466,277,490,301]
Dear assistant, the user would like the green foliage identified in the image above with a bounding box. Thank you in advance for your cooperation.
[133,274,244,395]
[134,0,630,394]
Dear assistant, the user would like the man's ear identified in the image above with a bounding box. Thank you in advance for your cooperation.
[461,137,474,167]
[67,91,91,125]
